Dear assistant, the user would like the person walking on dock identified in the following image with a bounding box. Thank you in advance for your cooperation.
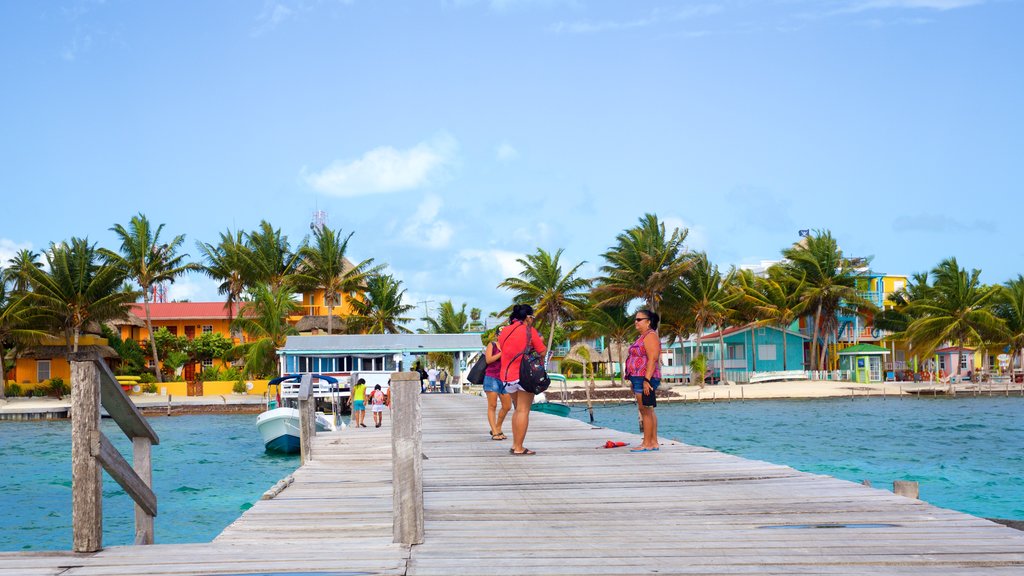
[349,378,368,428]
[498,304,546,455]
[482,339,510,440]
[626,309,662,452]
[368,384,386,428]
[427,366,439,392]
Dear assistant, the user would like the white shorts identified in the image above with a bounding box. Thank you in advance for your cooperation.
[503,380,525,394]
[372,404,385,413]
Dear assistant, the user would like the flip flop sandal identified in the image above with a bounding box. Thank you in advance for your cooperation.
[491,433,506,440]
[510,448,536,455]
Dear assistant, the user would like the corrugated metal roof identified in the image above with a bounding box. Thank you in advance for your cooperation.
[281,333,485,353]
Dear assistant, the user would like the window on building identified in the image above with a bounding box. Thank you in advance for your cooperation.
[960,353,969,370]
[727,343,745,360]
[166,326,177,336]
[202,359,213,368]
[37,360,51,382]
[939,356,946,370]
[757,344,777,361]
[202,325,213,334]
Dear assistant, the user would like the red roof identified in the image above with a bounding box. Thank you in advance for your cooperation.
[129,302,248,320]
[933,346,976,354]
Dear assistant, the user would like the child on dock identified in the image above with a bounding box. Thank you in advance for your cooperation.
[350,378,367,428]
[368,384,386,428]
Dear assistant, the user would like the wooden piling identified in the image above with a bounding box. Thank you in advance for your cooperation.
[391,371,423,545]
[71,358,103,553]
[894,480,920,499]
[298,374,315,464]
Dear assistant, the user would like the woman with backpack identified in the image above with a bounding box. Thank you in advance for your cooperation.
[497,304,546,455]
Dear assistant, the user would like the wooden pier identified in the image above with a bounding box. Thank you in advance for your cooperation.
[4,393,1024,575]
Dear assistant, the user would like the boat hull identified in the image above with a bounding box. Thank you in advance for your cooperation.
[256,407,334,454]
[531,402,571,417]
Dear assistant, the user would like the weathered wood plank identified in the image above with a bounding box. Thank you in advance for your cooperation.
[95,432,157,518]
[71,359,103,553]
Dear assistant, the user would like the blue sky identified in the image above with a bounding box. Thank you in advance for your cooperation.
[1,0,1021,326]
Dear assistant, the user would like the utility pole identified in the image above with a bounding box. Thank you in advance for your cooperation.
[417,300,434,320]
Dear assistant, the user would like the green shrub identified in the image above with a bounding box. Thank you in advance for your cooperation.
[46,377,70,398]
[143,382,158,394]
[200,366,222,381]
[4,383,23,397]
[221,366,243,382]
[138,373,157,384]
[232,379,247,394]
[32,387,47,397]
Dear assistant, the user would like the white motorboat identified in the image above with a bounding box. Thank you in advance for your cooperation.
[257,374,340,454]
[257,406,334,453]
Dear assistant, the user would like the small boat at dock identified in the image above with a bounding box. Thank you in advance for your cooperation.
[257,374,339,454]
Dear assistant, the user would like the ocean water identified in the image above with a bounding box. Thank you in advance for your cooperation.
[570,396,1024,521]
[0,414,298,551]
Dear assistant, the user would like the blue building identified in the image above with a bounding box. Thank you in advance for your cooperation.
[667,324,808,382]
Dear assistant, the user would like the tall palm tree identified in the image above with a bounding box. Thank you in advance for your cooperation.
[744,268,808,371]
[905,258,1005,384]
[662,253,737,384]
[349,274,415,334]
[27,238,136,355]
[995,275,1024,380]
[240,220,304,292]
[781,230,876,370]
[0,279,49,398]
[573,301,634,386]
[196,229,250,331]
[101,213,198,383]
[294,226,382,335]
[593,213,692,313]
[498,247,590,356]
[4,249,42,294]
[231,283,301,377]
[419,300,470,334]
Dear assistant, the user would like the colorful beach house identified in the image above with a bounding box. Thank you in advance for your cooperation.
[837,343,890,383]
[667,324,808,382]
[7,330,118,390]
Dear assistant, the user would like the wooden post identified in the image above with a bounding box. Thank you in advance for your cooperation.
[391,371,423,545]
[133,436,154,544]
[894,480,920,499]
[71,358,103,553]
[298,374,314,464]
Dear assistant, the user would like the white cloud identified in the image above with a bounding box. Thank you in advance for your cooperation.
[661,216,709,252]
[453,248,525,283]
[304,133,459,197]
[166,275,221,303]
[549,5,722,35]
[398,195,454,249]
[846,0,983,11]
[0,239,34,270]
[496,142,519,162]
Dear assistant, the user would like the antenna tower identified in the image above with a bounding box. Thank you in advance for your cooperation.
[311,210,328,233]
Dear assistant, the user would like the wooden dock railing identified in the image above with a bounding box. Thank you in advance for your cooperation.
[70,352,160,552]
[390,371,423,545]
[297,373,315,463]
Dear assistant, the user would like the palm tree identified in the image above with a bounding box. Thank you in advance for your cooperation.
[27,238,136,354]
[294,226,382,335]
[781,230,876,370]
[349,274,415,334]
[196,229,250,331]
[101,213,198,383]
[419,300,470,334]
[240,220,304,292]
[230,283,301,377]
[995,275,1024,380]
[593,213,692,313]
[498,247,590,356]
[4,249,42,294]
[0,279,49,398]
[662,253,736,385]
[905,258,1005,384]
[573,301,634,386]
[744,268,808,371]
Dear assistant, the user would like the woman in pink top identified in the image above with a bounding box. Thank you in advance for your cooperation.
[497,304,546,455]
[625,309,662,452]
[482,336,511,440]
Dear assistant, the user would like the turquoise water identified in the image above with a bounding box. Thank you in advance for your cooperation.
[570,396,1024,521]
[0,415,298,551]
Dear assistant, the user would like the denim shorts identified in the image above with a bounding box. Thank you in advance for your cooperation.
[352,400,365,411]
[628,376,661,394]
[482,375,508,394]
